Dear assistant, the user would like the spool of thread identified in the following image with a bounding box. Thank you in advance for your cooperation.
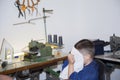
[48,34,52,43]
[53,34,57,43]
[59,36,63,46]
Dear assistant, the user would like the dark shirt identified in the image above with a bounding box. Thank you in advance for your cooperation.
[62,60,99,80]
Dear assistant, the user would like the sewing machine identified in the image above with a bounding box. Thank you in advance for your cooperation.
[110,34,120,58]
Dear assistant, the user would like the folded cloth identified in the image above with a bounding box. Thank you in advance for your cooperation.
[59,47,84,79]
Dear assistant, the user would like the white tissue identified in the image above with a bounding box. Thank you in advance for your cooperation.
[59,47,84,79]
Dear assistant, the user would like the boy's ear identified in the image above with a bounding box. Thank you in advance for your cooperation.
[85,54,91,59]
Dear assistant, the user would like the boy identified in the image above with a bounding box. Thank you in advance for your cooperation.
[63,39,99,80]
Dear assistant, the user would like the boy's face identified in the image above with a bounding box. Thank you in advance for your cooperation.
[80,49,92,65]
[83,54,91,65]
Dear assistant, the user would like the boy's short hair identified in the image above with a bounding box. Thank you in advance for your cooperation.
[74,39,95,58]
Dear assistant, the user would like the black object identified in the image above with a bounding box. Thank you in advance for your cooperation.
[29,46,39,52]
[53,35,57,43]
[93,39,109,55]
[95,59,106,80]
[48,34,52,43]
[16,70,30,80]
[1,61,8,68]
[58,36,63,47]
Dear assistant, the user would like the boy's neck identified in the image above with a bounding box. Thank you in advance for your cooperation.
[84,58,93,66]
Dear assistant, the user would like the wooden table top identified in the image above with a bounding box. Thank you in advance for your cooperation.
[0,54,67,75]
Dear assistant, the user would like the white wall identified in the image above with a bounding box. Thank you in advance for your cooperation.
[0,0,120,80]
[0,0,120,52]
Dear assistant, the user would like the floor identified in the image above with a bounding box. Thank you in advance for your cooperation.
[111,69,120,80]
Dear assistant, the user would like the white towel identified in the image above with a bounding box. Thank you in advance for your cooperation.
[59,47,84,79]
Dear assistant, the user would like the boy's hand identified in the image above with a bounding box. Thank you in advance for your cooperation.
[68,54,75,64]
[68,54,75,78]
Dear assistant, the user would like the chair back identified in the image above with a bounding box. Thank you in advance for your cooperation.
[95,59,106,80]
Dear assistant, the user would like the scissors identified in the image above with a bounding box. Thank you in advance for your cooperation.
[14,0,23,18]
